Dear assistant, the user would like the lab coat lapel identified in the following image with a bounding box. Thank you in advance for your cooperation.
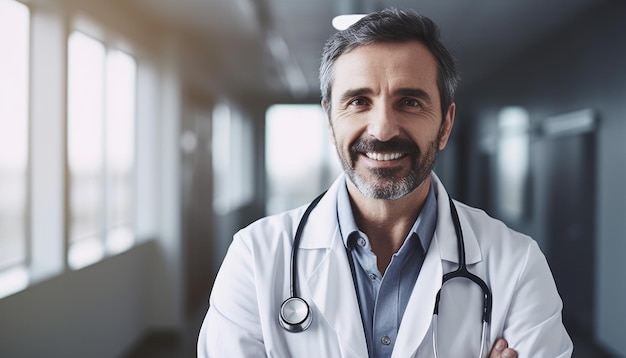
[392,174,482,357]
[392,236,442,358]
[299,177,368,358]
[432,173,482,265]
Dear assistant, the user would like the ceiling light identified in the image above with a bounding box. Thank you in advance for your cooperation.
[332,14,366,30]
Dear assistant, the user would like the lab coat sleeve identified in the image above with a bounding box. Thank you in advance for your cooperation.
[197,232,267,358]
[503,240,573,357]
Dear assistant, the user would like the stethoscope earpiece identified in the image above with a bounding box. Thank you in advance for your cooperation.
[279,297,312,332]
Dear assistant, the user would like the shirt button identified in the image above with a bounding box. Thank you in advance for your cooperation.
[368,273,377,280]
[381,336,392,345]
[357,237,366,247]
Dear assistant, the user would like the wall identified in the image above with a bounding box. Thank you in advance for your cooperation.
[209,101,269,273]
[0,242,158,358]
[0,1,197,356]
[455,2,626,355]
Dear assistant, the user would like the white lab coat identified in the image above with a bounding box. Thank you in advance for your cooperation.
[198,173,573,357]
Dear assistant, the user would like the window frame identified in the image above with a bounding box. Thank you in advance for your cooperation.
[66,29,138,270]
[0,0,31,278]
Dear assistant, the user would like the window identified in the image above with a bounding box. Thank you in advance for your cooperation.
[265,104,341,215]
[0,0,30,285]
[212,102,255,215]
[67,31,137,269]
[104,50,136,254]
[496,106,530,221]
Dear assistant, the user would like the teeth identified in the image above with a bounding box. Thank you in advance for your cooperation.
[365,152,403,161]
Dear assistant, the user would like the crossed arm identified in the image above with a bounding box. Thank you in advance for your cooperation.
[490,338,517,358]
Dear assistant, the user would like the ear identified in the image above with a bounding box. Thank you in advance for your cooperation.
[438,103,455,150]
[322,100,336,146]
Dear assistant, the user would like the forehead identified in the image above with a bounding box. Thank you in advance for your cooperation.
[331,41,439,99]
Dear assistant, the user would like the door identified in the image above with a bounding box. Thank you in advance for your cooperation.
[540,110,596,335]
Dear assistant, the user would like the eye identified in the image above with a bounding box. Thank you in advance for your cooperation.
[400,98,422,108]
[348,98,368,106]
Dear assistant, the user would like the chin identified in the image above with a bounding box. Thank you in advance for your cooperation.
[351,174,418,200]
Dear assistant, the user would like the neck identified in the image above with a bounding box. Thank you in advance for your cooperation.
[347,176,431,272]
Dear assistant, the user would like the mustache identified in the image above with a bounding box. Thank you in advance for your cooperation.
[351,136,419,154]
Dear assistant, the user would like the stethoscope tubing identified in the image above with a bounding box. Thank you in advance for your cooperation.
[289,191,327,298]
[433,197,493,325]
[279,191,327,332]
[432,197,492,357]
[281,191,492,357]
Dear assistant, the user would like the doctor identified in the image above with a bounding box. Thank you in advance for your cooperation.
[198,8,573,358]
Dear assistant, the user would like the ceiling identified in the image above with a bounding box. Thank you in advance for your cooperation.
[129,0,604,103]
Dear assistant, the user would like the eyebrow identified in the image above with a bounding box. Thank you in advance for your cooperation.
[395,88,433,105]
[338,87,373,104]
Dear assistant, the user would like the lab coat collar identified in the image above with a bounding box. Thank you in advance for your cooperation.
[393,172,483,357]
[297,175,345,250]
[299,174,369,357]
[298,173,483,358]
[431,172,482,265]
[299,172,482,264]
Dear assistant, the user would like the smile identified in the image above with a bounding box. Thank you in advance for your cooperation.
[365,152,404,161]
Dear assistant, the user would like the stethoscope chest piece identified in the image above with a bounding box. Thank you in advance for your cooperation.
[279,297,312,332]
[279,191,326,333]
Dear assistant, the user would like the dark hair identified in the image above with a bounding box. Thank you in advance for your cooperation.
[319,8,459,117]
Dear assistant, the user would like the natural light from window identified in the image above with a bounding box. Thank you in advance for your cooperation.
[496,106,530,221]
[265,104,341,215]
[105,49,136,255]
[0,0,30,298]
[212,102,254,215]
[67,31,137,269]
[67,31,106,269]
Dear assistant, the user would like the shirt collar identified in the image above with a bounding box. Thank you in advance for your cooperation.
[336,176,437,253]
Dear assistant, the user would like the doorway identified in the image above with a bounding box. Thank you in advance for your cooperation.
[539,110,596,335]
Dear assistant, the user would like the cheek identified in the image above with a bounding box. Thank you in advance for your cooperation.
[330,119,362,149]
[327,123,336,146]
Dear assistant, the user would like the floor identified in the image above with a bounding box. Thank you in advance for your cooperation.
[123,306,207,358]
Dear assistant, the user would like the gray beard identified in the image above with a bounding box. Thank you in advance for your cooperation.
[330,121,443,200]
[347,166,421,200]
[340,139,439,200]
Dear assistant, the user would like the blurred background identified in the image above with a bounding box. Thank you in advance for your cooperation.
[0,0,625,357]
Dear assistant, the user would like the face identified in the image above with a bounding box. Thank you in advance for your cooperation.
[324,41,455,200]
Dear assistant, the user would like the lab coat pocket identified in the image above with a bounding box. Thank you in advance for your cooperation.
[271,318,341,357]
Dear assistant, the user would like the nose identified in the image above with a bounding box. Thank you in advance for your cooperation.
[367,103,400,142]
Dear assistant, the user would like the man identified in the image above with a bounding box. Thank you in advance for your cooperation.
[198,8,572,357]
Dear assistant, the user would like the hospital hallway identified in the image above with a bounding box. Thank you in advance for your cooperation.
[2,0,626,357]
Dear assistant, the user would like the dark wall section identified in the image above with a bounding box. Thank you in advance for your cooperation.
[454,2,626,355]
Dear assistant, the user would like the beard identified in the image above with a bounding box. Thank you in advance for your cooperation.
[333,130,442,200]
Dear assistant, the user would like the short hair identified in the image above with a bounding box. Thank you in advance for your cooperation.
[319,8,459,117]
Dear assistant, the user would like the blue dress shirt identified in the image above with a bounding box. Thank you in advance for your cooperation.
[336,178,438,357]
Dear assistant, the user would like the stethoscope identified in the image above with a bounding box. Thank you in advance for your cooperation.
[279,191,492,357]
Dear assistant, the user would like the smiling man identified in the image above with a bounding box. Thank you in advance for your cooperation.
[325,40,452,276]
[198,8,573,358]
